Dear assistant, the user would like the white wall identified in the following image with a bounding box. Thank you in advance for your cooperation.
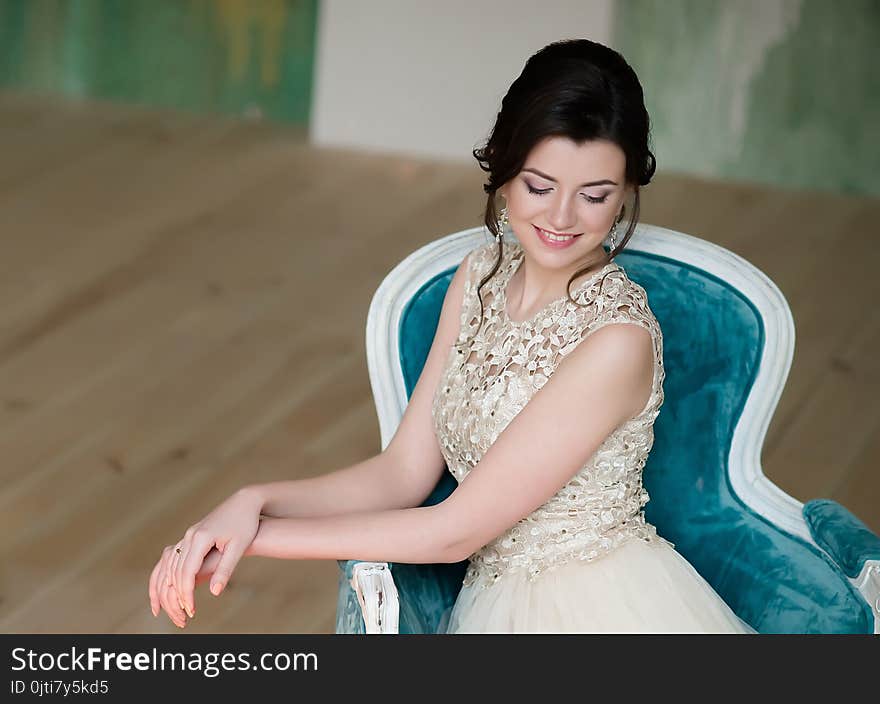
[311,0,614,163]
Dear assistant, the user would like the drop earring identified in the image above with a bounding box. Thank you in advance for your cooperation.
[608,210,623,251]
[607,220,618,251]
[495,206,508,242]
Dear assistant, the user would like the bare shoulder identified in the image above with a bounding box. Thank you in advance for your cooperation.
[579,321,653,361]
[559,320,655,421]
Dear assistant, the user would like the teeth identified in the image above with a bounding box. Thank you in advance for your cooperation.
[539,228,574,242]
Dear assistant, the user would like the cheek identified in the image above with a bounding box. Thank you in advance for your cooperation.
[507,193,543,220]
[582,204,617,229]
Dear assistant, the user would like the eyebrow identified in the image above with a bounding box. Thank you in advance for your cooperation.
[522,167,618,187]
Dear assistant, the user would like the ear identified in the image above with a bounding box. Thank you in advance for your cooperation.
[618,185,635,219]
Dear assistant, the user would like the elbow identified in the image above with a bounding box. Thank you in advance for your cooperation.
[437,534,470,564]
[443,541,473,564]
[431,503,475,564]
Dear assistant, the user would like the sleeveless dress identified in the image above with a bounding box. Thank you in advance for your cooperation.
[431,240,755,634]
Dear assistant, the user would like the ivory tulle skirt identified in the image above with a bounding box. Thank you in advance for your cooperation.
[441,538,756,634]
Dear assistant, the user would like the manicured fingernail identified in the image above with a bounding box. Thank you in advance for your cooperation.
[211,582,223,595]
[185,605,194,618]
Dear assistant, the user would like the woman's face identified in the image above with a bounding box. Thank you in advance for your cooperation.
[499,136,631,268]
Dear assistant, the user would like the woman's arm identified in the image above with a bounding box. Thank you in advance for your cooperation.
[248,451,425,519]
[243,503,460,565]
[163,251,474,623]
[171,322,652,621]
[249,250,473,521]
[237,323,651,569]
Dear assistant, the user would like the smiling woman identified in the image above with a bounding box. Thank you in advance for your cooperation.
[147,38,754,634]
[432,38,754,633]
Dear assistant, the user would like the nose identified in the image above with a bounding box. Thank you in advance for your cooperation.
[546,193,578,233]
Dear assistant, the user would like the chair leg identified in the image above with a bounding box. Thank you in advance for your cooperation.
[350,562,400,634]
[853,560,880,634]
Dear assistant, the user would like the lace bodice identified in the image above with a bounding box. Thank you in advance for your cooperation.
[431,239,671,589]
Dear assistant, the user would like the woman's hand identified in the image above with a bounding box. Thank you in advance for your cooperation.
[149,546,222,628]
[148,487,265,626]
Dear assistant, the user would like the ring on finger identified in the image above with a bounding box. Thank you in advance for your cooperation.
[171,545,185,591]
[171,547,188,608]
[167,549,181,587]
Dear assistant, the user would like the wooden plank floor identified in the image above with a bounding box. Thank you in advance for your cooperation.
[1,92,877,634]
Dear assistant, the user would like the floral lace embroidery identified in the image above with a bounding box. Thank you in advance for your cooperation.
[431,239,670,589]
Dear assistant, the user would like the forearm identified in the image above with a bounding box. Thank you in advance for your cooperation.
[243,504,462,564]
[251,452,420,519]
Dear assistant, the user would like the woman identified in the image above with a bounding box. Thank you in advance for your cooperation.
[148,38,755,633]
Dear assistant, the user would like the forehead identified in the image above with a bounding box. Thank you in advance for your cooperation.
[523,136,625,180]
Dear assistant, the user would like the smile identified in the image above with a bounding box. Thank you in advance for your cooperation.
[533,225,582,247]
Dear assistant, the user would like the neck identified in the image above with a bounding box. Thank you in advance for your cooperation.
[510,245,610,311]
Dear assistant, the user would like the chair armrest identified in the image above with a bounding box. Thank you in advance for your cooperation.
[335,559,399,634]
[336,558,467,633]
[804,499,880,632]
[803,499,880,578]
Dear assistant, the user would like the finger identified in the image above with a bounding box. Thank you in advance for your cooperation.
[171,547,190,618]
[165,545,177,587]
[158,550,185,628]
[147,549,165,617]
[179,534,213,617]
[148,554,164,617]
[169,544,185,593]
[210,540,247,597]
[169,543,182,584]
[163,581,186,629]
[174,525,196,596]
[171,541,191,616]
[160,573,187,628]
[155,548,175,620]
[194,548,222,586]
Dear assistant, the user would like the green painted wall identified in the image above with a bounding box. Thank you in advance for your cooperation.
[0,0,318,125]
[614,0,880,196]
[1,0,875,196]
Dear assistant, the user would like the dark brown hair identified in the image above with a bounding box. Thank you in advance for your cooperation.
[462,38,656,344]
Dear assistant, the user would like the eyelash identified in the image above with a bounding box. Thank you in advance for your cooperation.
[526,183,608,204]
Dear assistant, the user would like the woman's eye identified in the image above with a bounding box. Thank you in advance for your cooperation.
[526,182,608,204]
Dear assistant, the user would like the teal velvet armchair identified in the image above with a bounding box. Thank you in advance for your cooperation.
[336,224,880,634]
